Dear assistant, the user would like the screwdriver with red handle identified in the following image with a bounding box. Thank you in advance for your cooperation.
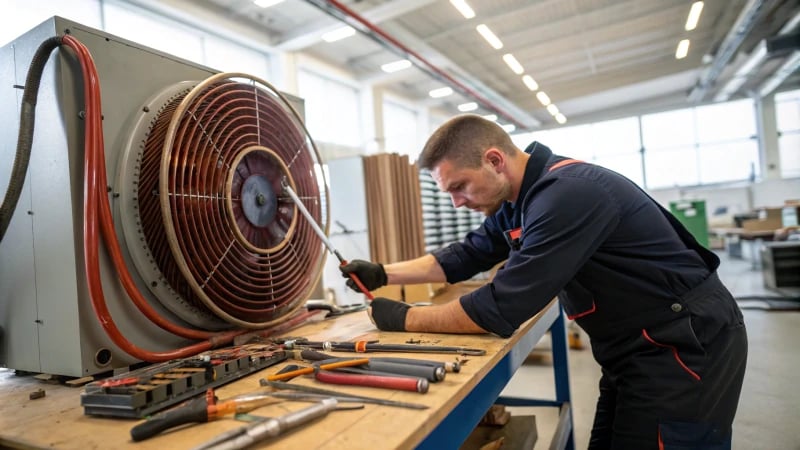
[282,182,374,301]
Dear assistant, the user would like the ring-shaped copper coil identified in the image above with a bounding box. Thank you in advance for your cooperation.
[138,72,328,328]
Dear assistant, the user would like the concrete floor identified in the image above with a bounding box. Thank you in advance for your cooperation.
[500,251,800,450]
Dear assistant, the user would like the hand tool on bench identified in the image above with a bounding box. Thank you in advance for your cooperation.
[331,365,443,383]
[284,339,486,356]
[191,398,341,450]
[290,349,446,382]
[315,369,429,393]
[267,355,427,392]
[371,356,461,373]
[130,389,281,442]
[282,181,373,301]
[265,357,369,382]
[304,298,367,317]
[293,348,459,374]
[130,385,367,442]
[260,379,429,409]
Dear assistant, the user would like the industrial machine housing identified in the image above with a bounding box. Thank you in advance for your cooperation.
[0,17,325,377]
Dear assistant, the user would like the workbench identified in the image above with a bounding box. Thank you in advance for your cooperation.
[0,298,573,450]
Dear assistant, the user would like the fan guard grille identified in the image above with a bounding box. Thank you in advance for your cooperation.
[137,73,327,328]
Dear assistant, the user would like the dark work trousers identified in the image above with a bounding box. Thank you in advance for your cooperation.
[587,274,747,450]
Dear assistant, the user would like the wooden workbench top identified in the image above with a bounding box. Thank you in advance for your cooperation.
[0,296,554,450]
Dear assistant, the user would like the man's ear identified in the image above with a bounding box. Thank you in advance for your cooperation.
[484,147,505,172]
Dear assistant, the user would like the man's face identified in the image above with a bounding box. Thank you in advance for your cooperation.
[431,156,510,216]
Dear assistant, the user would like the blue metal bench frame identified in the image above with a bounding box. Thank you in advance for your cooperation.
[418,302,575,449]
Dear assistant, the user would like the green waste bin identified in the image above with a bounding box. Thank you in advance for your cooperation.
[669,200,709,248]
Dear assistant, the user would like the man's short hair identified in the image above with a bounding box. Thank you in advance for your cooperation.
[418,114,517,170]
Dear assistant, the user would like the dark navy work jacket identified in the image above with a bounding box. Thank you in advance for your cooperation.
[431,142,719,339]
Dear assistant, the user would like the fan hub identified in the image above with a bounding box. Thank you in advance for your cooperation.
[242,176,276,226]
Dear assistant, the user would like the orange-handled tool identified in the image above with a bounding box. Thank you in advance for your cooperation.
[130,389,280,441]
[266,358,370,382]
[282,182,374,301]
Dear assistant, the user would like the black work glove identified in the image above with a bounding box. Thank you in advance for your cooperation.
[369,297,412,331]
[340,259,387,292]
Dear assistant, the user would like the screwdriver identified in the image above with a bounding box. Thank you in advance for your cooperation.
[282,181,374,301]
[192,398,340,450]
[265,358,369,381]
[130,389,280,442]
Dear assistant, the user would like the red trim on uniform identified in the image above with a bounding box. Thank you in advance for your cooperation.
[509,227,522,240]
[658,426,665,450]
[641,329,701,381]
[566,300,596,320]
[548,159,583,172]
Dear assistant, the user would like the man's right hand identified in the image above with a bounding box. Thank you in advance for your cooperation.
[340,259,387,292]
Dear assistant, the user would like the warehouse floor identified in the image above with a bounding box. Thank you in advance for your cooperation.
[500,250,800,450]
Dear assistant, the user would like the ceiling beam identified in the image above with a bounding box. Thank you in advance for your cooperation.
[275,0,437,51]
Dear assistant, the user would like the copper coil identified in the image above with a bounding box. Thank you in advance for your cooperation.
[138,73,328,328]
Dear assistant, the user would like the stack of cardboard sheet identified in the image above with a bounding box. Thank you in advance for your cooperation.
[362,153,425,265]
[362,153,440,302]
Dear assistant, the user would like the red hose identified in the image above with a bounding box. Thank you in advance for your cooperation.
[61,35,245,361]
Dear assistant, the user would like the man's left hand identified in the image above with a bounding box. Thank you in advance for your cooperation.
[369,297,412,331]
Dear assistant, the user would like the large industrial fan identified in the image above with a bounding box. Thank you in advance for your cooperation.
[0,17,328,377]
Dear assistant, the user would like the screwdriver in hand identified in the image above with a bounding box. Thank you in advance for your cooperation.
[282,182,374,301]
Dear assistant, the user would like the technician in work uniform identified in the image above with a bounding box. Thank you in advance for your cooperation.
[342,116,747,450]
[436,142,746,449]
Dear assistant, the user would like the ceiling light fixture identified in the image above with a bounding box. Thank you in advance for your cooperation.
[429,87,454,98]
[685,1,704,31]
[522,75,538,91]
[381,59,412,73]
[555,113,567,124]
[482,114,498,121]
[502,54,524,75]
[476,24,503,50]
[322,26,356,43]
[458,102,478,112]
[546,104,559,116]
[254,0,284,7]
[675,39,690,59]
[536,91,551,106]
[449,0,476,19]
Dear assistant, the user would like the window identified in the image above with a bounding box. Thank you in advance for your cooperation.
[590,118,643,186]
[642,109,694,149]
[0,0,102,46]
[642,99,758,188]
[103,2,204,63]
[695,99,758,184]
[776,89,800,178]
[383,100,419,159]
[518,118,642,186]
[696,99,755,142]
[204,36,270,79]
[297,69,361,148]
